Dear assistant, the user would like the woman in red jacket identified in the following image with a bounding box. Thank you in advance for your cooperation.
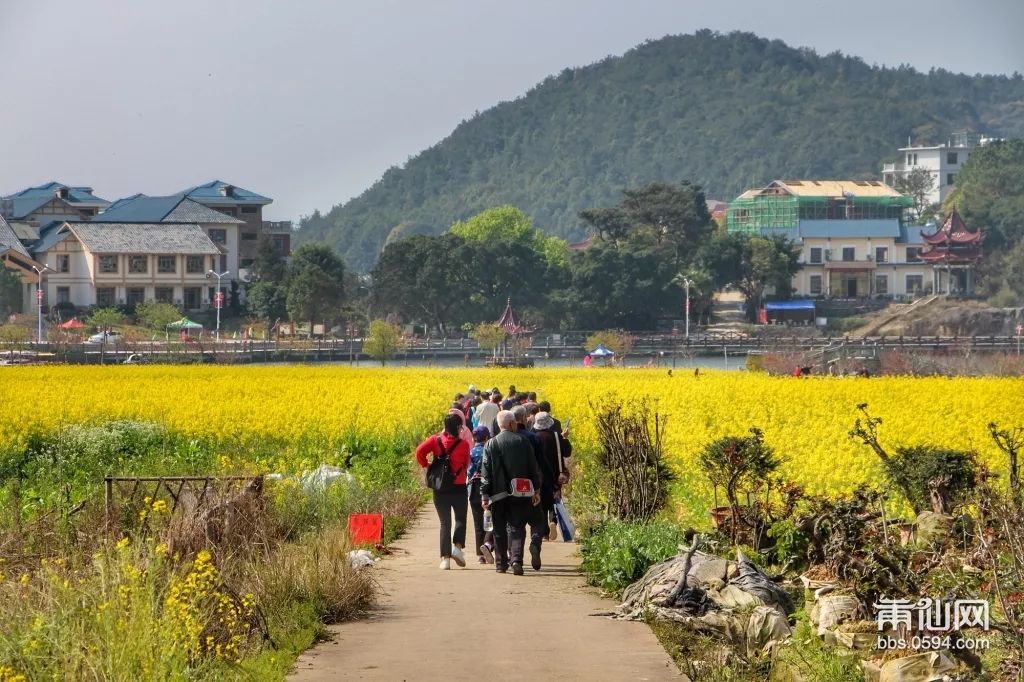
[416,413,471,569]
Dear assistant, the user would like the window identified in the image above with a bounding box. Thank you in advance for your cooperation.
[96,287,115,306]
[157,255,176,273]
[186,255,205,274]
[56,286,70,304]
[220,255,228,271]
[874,275,888,295]
[809,274,822,295]
[126,287,145,305]
[183,287,201,310]
[947,152,958,165]
[906,275,924,294]
[240,258,254,268]
[98,255,118,273]
[155,287,174,303]
[241,232,258,241]
[842,247,855,262]
[906,153,912,165]
[57,255,70,273]
[875,246,888,263]
[946,173,955,186]
[809,247,822,264]
[271,235,287,252]
[128,255,148,273]
[208,229,227,244]
[216,207,237,218]
[241,206,258,214]
[906,247,922,263]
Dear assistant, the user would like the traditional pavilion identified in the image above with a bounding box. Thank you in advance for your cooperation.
[495,297,533,362]
[919,209,984,295]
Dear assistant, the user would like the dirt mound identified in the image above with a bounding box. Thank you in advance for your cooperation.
[858,300,1023,337]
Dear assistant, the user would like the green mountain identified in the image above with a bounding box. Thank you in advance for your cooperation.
[299,30,1024,271]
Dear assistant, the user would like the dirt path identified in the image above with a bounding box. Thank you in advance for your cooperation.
[290,509,677,681]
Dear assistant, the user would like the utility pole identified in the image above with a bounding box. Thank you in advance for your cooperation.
[207,269,230,340]
[682,276,693,342]
[31,264,51,344]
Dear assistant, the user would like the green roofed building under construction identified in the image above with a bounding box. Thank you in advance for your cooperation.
[727,180,913,234]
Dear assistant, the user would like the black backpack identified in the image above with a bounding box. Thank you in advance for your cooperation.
[426,437,462,493]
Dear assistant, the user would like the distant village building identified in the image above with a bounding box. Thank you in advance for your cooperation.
[726,179,943,298]
[0,179,289,314]
[881,132,999,206]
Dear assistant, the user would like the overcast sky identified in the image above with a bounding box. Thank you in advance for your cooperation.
[2,0,1021,221]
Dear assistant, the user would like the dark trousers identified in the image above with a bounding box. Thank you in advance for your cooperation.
[468,479,493,555]
[490,497,533,568]
[527,499,549,548]
[432,487,468,558]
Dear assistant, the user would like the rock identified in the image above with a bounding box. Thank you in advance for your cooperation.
[914,511,953,547]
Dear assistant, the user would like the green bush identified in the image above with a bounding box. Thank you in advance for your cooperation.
[580,520,687,596]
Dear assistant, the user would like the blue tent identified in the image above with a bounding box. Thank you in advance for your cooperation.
[589,343,615,357]
[764,300,815,324]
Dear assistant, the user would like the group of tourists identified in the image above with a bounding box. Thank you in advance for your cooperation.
[414,384,572,576]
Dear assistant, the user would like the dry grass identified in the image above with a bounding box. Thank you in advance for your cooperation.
[249,526,375,624]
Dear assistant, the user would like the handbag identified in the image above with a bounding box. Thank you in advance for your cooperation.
[554,499,575,542]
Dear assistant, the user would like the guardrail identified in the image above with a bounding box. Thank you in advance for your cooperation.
[2,333,1021,364]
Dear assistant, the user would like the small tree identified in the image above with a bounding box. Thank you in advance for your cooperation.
[364,319,405,366]
[134,302,181,330]
[0,324,30,346]
[87,307,125,332]
[591,398,672,522]
[850,404,976,514]
[699,427,782,541]
[471,323,506,359]
[0,268,22,318]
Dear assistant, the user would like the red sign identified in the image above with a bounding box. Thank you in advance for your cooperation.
[1017,324,1023,337]
[214,292,225,309]
[36,290,43,303]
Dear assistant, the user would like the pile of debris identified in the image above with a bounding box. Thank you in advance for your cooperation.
[617,547,794,662]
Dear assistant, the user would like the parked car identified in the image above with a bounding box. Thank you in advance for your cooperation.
[123,353,147,364]
[87,331,121,344]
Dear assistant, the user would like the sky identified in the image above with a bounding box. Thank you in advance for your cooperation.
[1,0,1021,222]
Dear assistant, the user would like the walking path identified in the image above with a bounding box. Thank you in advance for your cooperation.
[290,510,677,681]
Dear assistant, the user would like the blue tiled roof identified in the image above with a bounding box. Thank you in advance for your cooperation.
[899,224,928,245]
[2,182,109,218]
[95,195,242,224]
[797,219,901,238]
[96,195,183,222]
[182,180,271,205]
[31,222,75,255]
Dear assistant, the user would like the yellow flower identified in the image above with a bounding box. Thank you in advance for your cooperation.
[151,499,168,514]
[18,573,29,586]
[115,537,130,550]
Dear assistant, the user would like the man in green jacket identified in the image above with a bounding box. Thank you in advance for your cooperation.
[481,410,541,575]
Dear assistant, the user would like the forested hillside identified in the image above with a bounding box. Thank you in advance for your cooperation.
[299,30,1024,271]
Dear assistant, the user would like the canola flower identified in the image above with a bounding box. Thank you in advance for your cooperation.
[0,366,1021,515]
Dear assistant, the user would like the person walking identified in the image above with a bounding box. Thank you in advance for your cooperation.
[513,405,553,571]
[475,392,500,437]
[481,410,541,575]
[467,426,494,564]
[416,413,471,569]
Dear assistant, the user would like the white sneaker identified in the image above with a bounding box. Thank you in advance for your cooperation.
[439,557,451,570]
[451,546,466,567]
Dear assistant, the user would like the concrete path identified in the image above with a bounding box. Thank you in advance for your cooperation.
[290,509,677,681]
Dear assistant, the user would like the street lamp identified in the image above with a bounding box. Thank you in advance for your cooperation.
[682,276,693,342]
[31,264,51,344]
[207,269,229,340]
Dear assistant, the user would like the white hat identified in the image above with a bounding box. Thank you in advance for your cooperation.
[533,412,554,430]
[468,384,477,393]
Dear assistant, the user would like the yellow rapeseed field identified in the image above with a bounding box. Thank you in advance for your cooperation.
[1,366,1021,517]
